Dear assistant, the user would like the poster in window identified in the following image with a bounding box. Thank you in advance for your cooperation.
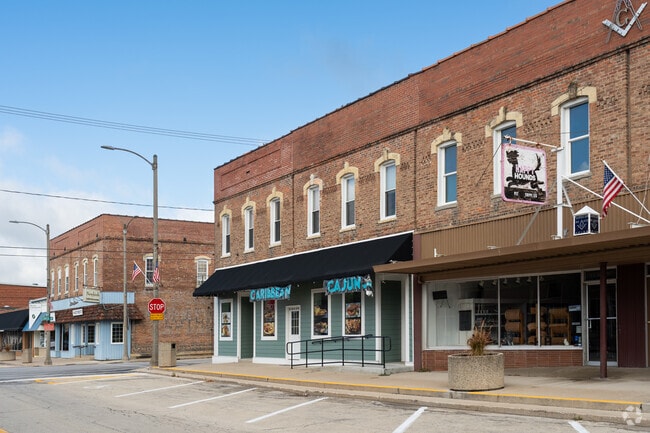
[220,302,231,338]
[263,300,276,337]
[344,292,361,335]
[313,293,328,335]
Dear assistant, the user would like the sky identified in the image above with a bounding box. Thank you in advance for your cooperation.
[0,0,563,286]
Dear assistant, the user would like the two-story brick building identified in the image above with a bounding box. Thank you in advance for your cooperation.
[47,214,214,360]
[196,0,650,370]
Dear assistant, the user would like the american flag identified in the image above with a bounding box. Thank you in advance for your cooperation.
[602,165,624,217]
[131,262,143,281]
[152,262,160,283]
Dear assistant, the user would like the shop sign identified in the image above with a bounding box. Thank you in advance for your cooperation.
[501,143,547,204]
[249,285,291,302]
[324,275,372,295]
[83,287,101,303]
[72,309,83,317]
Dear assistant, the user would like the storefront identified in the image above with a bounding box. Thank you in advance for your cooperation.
[48,292,143,360]
[375,226,650,371]
[195,233,413,367]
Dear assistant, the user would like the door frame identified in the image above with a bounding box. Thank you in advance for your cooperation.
[584,280,618,366]
[285,305,301,361]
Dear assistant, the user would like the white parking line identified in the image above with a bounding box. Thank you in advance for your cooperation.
[393,407,427,433]
[169,387,257,409]
[568,420,590,433]
[246,397,328,424]
[115,380,205,398]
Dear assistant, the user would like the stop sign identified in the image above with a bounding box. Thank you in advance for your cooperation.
[148,298,166,314]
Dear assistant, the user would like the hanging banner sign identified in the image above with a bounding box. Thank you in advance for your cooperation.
[324,275,373,295]
[502,143,547,205]
[249,285,291,302]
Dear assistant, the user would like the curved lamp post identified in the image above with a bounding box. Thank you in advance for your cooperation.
[102,146,159,366]
[9,220,52,365]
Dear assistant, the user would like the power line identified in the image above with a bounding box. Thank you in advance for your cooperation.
[0,188,212,212]
[0,104,268,146]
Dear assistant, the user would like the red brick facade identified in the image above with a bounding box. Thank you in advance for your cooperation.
[210,0,649,370]
[50,214,214,356]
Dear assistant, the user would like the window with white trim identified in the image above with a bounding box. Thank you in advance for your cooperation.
[64,265,69,294]
[145,256,154,286]
[93,256,99,287]
[196,258,209,287]
[111,322,124,344]
[380,161,396,219]
[74,262,79,292]
[219,299,233,340]
[221,214,231,256]
[312,289,330,338]
[493,122,516,196]
[341,174,355,228]
[261,300,277,340]
[57,268,62,295]
[307,185,320,236]
[244,206,254,251]
[561,98,590,176]
[438,141,457,206]
[82,259,88,288]
[270,197,281,245]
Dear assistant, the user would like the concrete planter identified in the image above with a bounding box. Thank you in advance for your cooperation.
[448,352,504,391]
[0,351,16,361]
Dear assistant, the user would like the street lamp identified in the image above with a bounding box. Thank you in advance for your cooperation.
[102,145,159,367]
[122,216,138,361]
[9,220,52,365]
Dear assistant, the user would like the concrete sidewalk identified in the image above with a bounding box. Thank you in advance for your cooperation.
[156,360,650,427]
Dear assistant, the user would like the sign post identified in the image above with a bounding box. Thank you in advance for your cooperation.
[148,298,166,321]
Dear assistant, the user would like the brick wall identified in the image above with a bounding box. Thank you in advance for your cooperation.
[422,348,583,371]
[50,214,215,356]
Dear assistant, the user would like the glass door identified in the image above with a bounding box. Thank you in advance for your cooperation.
[586,282,617,365]
[285,306,301,361]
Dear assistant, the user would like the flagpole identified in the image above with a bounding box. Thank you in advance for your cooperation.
[562,175,650,224]
[602,160,650,217]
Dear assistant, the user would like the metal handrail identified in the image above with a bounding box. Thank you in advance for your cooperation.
[286,334,391,369]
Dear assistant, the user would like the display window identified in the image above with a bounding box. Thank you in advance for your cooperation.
[220,299,233,340]
[312,290,330,337]
[427,273,581,348]
[343,292,362,336]
[261,300,277,340]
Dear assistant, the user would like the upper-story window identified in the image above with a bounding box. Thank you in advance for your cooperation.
[380,161,396,219]
[493,122,517,196]
[92,256,99,287]
[562,98,590,176]
[307,185,320,236]
[221,213,231,257]
[244,206,254,251]
[438,141,457,206]
[145,256,154,286]
[82,259,88,288]
[196,258,209,287]
[57,268,62,295]
[270,197,281,245]
[74,262,79,292]
[341,174,355,228]
[64,265,70,294]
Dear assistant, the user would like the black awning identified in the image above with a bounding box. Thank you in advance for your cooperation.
[0,309,28,332]
[194,232,412,297]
